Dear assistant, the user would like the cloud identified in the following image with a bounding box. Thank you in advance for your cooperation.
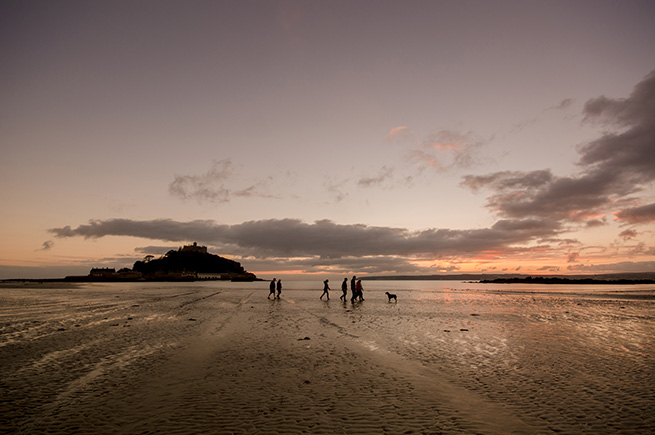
[618,229,637,240]
[615,202,655,225]
[585,219,606,228]
[579,70,655,185]
[556,98,573,110]
[388,126,412,142]
[461,71,655,228]
[410,130,484,171]
[43,73,655,276]
[567,261,655,273]
[169,159,234,203]
[545,98,574,112]
[567,252,579,263]
[461,169,619,223]
[49,217,560,261]
[461,170,553,193]
[38,240,54,251]
[630,243,655,256]
[50,219,224,243]
[169,159,277,204]
[324,177,350,202]
[583,71,655,128]
[249,255,432,275]
[134,245,179,255]
[358,166,394,188]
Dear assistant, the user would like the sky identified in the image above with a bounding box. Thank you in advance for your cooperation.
[1,0,654,279]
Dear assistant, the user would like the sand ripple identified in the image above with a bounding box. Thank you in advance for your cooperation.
[1,283,654,434]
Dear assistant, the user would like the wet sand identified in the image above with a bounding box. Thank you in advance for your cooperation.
[1,282,653,434]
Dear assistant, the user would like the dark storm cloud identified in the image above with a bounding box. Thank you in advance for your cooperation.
[462,71,655,226]
[49,216,560,260]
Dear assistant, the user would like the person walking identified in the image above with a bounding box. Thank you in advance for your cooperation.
[276,279,282,299]
[340,278,348,301]
[356,279,365,301]
[268,278,276,299]
[320,279,330,300]
[350,276,357,303]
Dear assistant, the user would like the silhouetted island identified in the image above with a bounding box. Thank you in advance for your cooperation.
[62,243,259,282]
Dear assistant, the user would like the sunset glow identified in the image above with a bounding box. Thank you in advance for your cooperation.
[1,1,653,279]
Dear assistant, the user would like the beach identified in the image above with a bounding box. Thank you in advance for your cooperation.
[1,280,654,434]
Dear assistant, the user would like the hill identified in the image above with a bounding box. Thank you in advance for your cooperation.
[132,243,257,281]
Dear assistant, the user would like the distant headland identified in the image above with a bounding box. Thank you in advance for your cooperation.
[364,273,655,285]
[3,243,260,283]
[479,276,655,285]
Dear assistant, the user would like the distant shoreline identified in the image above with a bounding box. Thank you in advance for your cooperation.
[363,273,655,284]
[480,276,655,285]
[0,277,264,284]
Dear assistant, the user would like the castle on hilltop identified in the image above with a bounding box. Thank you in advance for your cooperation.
[65,241,257,282]
[179,242,207,254]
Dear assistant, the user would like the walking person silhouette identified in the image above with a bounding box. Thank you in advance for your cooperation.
[340,278,348,301]
[268,278,276,299]
[320,279,330,300]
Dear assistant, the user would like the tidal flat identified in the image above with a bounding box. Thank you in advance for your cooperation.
[1,280,653,434]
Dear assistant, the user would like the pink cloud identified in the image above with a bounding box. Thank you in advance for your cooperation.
[388,126,411,141]
[424,130,469,151]
[410,130,484,171]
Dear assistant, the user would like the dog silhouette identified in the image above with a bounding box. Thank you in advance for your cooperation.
[385,291,397,302]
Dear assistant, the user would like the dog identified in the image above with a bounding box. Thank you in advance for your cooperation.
[385,291,397,302]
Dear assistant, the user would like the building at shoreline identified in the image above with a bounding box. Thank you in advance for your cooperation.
[89,268,116,277]
[179,242,207,254]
